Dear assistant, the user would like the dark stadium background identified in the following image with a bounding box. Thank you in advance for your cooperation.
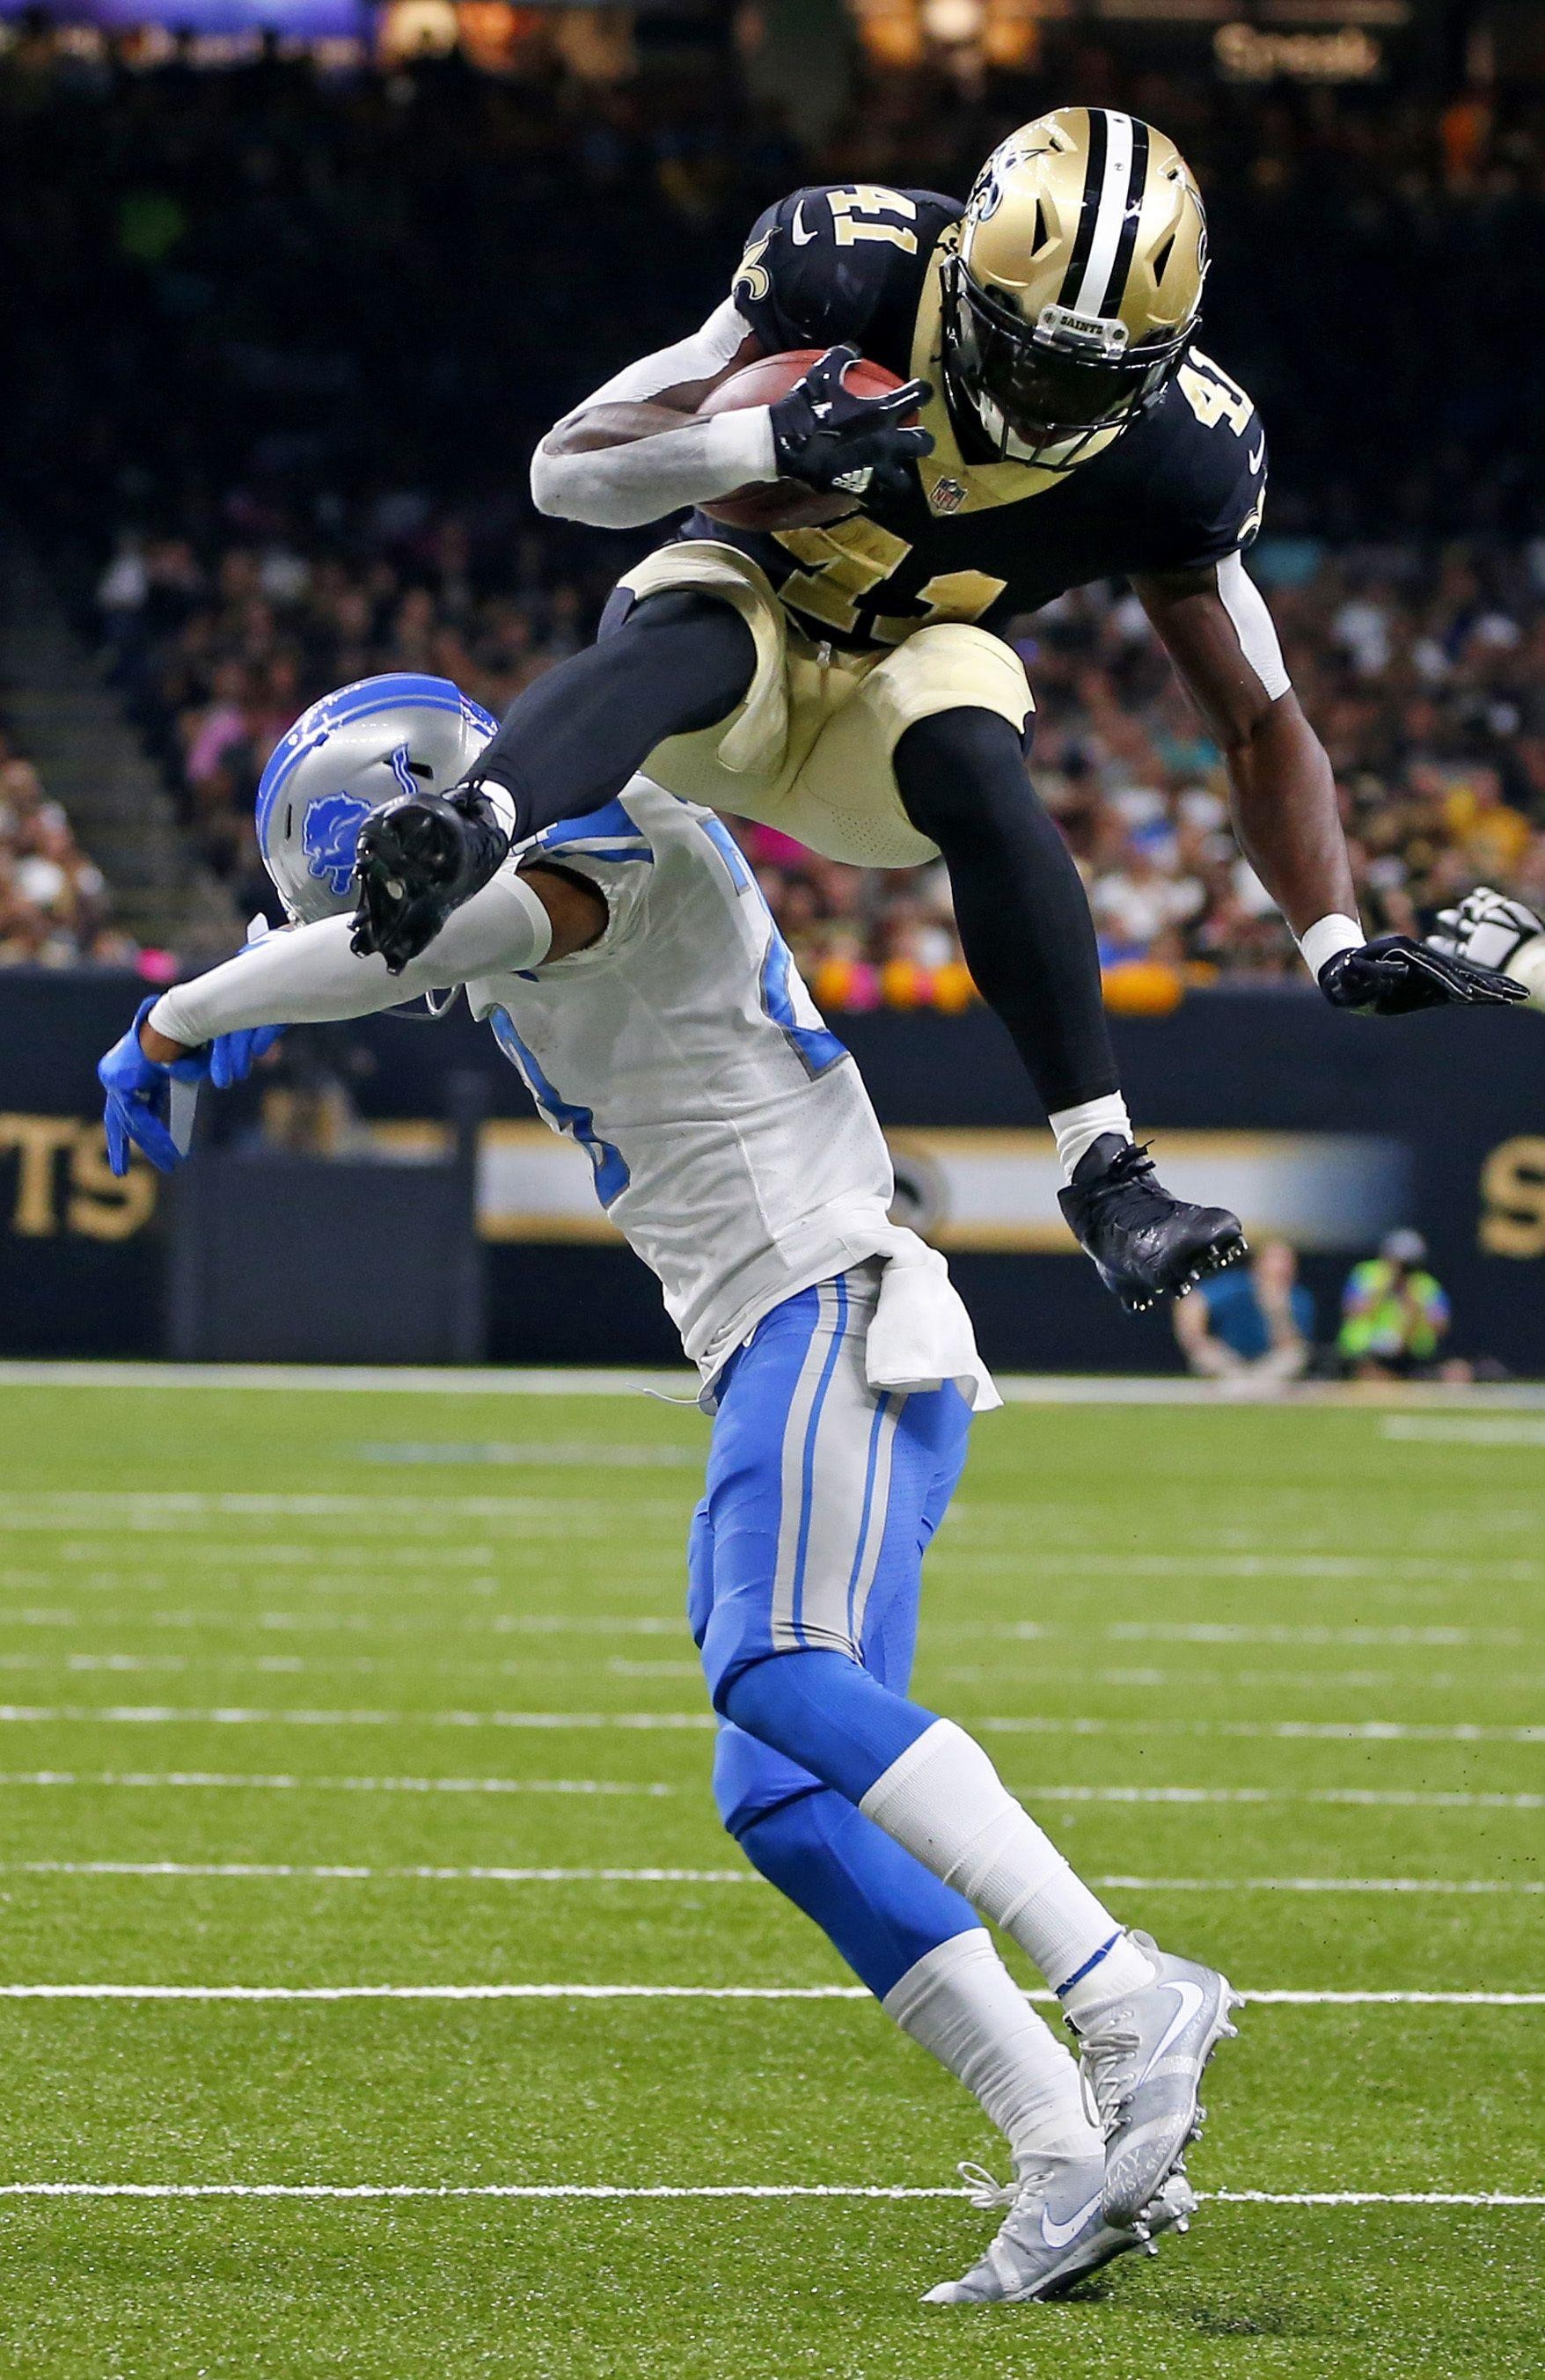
[2,0,1542,1371]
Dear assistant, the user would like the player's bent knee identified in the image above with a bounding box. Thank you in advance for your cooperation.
[711,1721,824,1842]
[894,705,1039,844]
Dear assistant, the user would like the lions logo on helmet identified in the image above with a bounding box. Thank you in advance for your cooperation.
[255,674,498,925]
[302,793,374,899]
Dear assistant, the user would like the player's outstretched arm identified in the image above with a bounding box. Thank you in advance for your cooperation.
[99,867,604,1175]
[1138,560,1526,1014]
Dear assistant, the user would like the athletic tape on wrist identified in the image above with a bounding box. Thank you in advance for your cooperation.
[1298,913,1365,981]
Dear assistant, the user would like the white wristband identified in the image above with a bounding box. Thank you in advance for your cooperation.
[1298,913,1365,981]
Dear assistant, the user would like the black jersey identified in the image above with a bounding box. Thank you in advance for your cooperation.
[677,183,1268,658]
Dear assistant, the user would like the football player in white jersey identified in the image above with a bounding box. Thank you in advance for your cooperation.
[99,676,1239,2306]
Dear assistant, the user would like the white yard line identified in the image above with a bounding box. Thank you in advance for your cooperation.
[978,1716,1545,1743]
[4,1862,1541,1896]
[0,1771,675,1796]
[4,1611,1530,1651]
[0,1772,1534,1810]
[0,1708,717,1730]
[1383,1417,1545,1446]
[941,1551,1545,1582]
[0,2181,1535,2204]
[0,1498,686,1536]
[5,1863,755,1884]
[7,1359,1545,1407]
[0,1707,1532,1743]
[0,1983,1538,2005]
[0,1493,685,1520]
[1019,1784,1545,1809]
[0,1365,702,1397]
[1100,1622,1529,1647]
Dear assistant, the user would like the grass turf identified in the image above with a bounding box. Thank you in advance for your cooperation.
[0,1378,1540,2377]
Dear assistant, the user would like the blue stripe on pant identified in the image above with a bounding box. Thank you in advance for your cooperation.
[687,1268,980,1998]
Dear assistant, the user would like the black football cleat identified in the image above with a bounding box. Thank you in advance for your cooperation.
[1058,1135,1246,1314]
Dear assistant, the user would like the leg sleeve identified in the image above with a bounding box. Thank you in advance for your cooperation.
[893,706,1121,1115]
[735,1780,981,2002]
[470,590,757,840]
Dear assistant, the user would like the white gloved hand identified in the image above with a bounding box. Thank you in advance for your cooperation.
[1428,887,1545,1007]
[1428,886,1544,974]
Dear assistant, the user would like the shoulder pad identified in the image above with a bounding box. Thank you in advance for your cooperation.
[731,186,957,357]
[1155,349,1270,563]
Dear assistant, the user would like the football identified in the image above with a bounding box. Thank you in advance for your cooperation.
[698,349,912,531]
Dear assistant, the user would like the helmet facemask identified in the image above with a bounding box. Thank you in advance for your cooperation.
[942,255,1187,468]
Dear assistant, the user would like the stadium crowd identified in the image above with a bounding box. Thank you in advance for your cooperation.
[0,732,127,968]
[92,517,1545,1006]
[3,29,1544,992]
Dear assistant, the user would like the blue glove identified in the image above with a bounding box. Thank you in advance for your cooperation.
[99,999,209,1175]
[209,916,287,1084]
[209,1023,285,1088]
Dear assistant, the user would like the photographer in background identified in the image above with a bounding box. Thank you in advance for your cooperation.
[1337,1231,1451,1380]
[1174,1238,1314,1387]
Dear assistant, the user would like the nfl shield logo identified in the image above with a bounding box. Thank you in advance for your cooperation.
[930,476,968,516]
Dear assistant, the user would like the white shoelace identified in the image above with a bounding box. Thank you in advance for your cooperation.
[1079,2022,1141,2134]
[956,2158,1064,2214]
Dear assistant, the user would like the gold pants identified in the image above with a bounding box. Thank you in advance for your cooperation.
[617,541,1034,869]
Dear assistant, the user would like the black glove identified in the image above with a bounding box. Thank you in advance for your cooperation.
[1317,933,1528,1016]
[768,344,934,502]
[349,786,511,975]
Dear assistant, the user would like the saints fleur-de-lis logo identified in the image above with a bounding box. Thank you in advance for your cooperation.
[734,233,772,305]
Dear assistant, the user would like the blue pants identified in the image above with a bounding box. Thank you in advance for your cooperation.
[687,1268,982,1997]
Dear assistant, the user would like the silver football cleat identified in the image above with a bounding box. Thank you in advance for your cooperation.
[1071,1930,1242,2227]
[921,2154,1197,2307]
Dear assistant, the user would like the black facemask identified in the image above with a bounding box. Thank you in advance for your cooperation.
[943,258,1187,466]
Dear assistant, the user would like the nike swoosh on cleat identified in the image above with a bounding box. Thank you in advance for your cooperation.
[1140,1980,1206,2081]
[791,204,816,245]
[1040,2192,1104,2250]
[1248,436,1266,472]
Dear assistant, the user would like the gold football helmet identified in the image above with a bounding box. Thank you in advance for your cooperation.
[943,106,1209,465]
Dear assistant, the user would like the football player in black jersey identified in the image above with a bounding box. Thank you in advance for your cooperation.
[350,106,1521,1313]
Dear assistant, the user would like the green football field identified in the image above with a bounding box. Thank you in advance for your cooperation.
[0,1372,1540,2379]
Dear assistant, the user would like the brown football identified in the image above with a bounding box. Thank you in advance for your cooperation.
[698,350,912,532]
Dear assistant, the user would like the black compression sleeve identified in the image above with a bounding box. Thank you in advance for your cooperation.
[894,707,1121,1116]
[469,590,756,840]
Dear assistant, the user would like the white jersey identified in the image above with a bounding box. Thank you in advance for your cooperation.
[467,783,915,1379]
[153,776,995,1405]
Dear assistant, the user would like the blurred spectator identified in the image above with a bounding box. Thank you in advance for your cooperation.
[1174,1240,1314,1385]
[0,739,130,967]
[1338,1230,1452,1378]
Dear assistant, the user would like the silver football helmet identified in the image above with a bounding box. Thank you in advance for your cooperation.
[255,672,498,923]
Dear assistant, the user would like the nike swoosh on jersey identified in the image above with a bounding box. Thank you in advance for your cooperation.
[1248,437,1266,473]
[1040,2192,1103,2250]
[1140,1979,1206,2080]
[791,203,816,246]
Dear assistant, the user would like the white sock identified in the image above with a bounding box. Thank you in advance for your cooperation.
[860,1719,1133,1998]
[1049,1094,1131,1183]
[1058,1929,1157,2026]
[882,1929,1098,2171]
